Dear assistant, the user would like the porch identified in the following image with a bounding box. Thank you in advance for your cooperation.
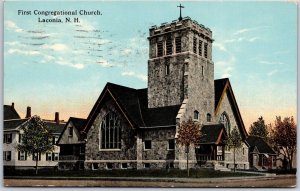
[195,144,226,168]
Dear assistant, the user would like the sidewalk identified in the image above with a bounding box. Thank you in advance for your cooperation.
[5,173,294,182]
[4,174,296,187]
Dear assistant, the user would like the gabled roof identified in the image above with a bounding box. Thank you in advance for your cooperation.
[69,117,86,130]
[108,83,147,127]
[4,119,28,131]
[214,78,228,111]
[200,124,227,144]
[141,105,180,127]
[45,121,66,134]
[57,117,86,144]
[4,105,21,120]
[4,117,65,134]
[214,78,248,139]
[83,83,180,132]
[246,136,276,155]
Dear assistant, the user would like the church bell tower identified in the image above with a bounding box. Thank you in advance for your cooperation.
[147,10,215,121]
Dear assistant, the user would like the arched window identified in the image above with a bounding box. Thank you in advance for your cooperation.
[207,113,212,122]
[220,112,230,135]
[100,112,121,149]
[194,110,199,120]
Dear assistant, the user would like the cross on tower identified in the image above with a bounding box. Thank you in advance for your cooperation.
[177,3,185,21]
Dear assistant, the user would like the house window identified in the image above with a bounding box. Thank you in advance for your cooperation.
[106,163,113,170]
[100,112,121,149]
[243,148,245,155]
[217,146,222,152]
[52,136,59,145]
[169,162,174,168]
[166,36,172,55]
[144,140,152,150]
[157,41,164,57]
[32,153,41,161]
[204,43,208,58]
[199,40,202,56]
[207,113,212,122]
[53,153,59,161]
[168,139,175,150]
[220,112,230,135]
[194,110,199,120]
[144,163,150,168]
[4,134,12,144]
[165,64,170,75]
[18,151,27,161]
[92,163,99,170]
[175,36,181,53]
[3,151,11,161]
[69,127,73,137]
[193,37,197,54]
[46,153,52,161]
[202,66,204,77]
[121,163,128,169]
[18,134,22,143]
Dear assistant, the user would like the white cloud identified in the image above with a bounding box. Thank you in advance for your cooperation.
[267,69,278,76]
[224,36,258,44]
[248,37,259,42]
[98,39,111,44]
[55,57,84,69]
[8,48,40,56]
[5,20,24,33]
[259,60,284,65]
[213,42,227,52]
[122,71,147,81]
[215,56,236,78]
[43,43,69,51]
[233,28,253,36]
[5,41,21,46]
[233,26,269,36]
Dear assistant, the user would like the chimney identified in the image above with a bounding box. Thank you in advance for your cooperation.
[25,106,31,118]
[55,112,59,124]
[12,102,14,109]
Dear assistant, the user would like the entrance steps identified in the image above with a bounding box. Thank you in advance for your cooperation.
[214,164,231,172]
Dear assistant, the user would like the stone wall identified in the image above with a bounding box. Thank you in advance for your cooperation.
[181,54,215,124]
[216,91,249,169]
[85,100,137,170]
[224,142,249,169]
[148,18,213,109]
[141,127,176,169]
[147,54,186,108]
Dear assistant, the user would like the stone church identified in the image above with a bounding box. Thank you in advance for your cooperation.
[58,15,249,170]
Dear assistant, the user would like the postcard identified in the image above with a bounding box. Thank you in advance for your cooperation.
[3,1,297,187]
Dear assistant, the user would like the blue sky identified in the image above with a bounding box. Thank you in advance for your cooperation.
[4,1,297,129]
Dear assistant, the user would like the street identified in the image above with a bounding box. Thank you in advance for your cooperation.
[3,175,296,188]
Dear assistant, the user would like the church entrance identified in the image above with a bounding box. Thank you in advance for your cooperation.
[195,144,225,166]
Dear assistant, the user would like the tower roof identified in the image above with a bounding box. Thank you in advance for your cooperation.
[148,17,212,42]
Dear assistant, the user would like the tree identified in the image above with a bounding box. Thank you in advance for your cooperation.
[249,116,269,141]
[271,116,296,170]
[17,116,54,174]
[177,118,201,177]
[227,127,242,172]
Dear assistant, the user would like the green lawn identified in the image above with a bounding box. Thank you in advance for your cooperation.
[4,168,262,178]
